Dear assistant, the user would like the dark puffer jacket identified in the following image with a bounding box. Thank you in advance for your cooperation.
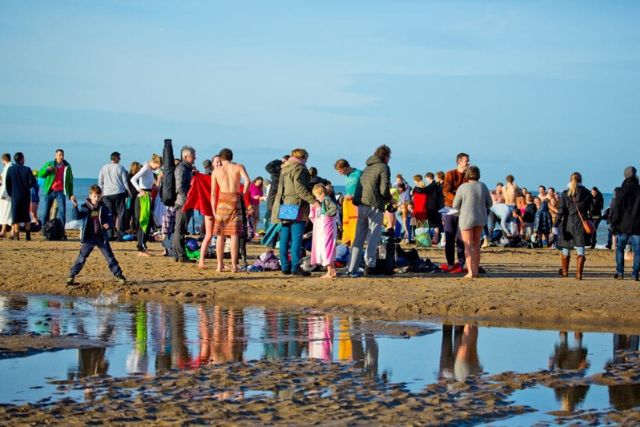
[352,155,392,211]
[611,176,640,235]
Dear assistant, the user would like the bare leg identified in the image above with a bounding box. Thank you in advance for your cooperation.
[198,216,214,269]
[12,224,20,240]
[216,235,226,272]
[321,265,336,279]
[460,229,474,279]
[230,235,239,272]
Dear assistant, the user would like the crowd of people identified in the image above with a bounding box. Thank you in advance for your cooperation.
[0,146,639,283]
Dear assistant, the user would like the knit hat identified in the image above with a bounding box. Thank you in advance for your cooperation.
[624,166,637,179]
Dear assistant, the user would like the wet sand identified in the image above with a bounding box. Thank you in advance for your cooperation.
[1,232,639,333]
[2,352,640,426]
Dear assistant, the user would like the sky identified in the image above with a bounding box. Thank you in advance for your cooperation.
[1,0,639,191]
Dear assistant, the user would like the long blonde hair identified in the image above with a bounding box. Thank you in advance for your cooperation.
[567,172,582,197]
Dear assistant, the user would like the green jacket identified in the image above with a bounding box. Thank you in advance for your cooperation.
[38,160,74,197]
[271,160,316,223]
[353,155,392,211]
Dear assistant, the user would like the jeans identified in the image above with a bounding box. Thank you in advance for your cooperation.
[348,205,384,273]
[42,190,67,226]
[69,237,123,278]
[616,233,640,277]
[279,221,305,272]
[443,214,465,266]
[561,247,585,257]
[103,192,127,238]
[173,205,193,260]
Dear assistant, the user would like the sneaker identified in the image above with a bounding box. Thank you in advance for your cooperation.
[66,277,75,286]
[364,266,377,276]
[116,276,127,285]
[449,265,464,274]
[614,273,624,280]
[282,269,292,275]
[346,271,363,278]
[291,270,311,277]
[634,274,639,282]
[439,263,454,272]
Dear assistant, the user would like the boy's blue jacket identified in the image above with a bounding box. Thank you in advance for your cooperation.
[73,200,114,243]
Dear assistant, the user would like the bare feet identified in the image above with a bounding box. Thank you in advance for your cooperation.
[138,252,151,257]
[320,272,334,279]
[197,263,207,269]
[216,264,225,273]
[463,273,474,280]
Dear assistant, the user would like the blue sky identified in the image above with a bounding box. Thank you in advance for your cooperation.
[1,0,639,190]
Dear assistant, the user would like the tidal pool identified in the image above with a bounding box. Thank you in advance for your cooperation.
[0,293,638,425]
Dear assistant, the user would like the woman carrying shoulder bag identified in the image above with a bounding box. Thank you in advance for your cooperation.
[271,148,317,277]
[554,172,594,280]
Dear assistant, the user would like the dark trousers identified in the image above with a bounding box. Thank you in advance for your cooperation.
[443,214,465,266]
[590,218,602,248]
[69,238,123,278]
[173,205,193,260]
[103,192,127,238]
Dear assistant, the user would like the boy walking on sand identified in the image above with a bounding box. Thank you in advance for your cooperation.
[67,185,126,286]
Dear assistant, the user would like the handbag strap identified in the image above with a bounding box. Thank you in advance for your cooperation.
[572,195,588,223]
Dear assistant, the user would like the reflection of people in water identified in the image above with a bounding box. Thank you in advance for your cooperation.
[126,302,149,374]
[196,305,245,366]
[348,318,379,379]
[308,314,333,361]
[548,331,590,412]
[0,295,29,335]
[149,303,172,373]
[171,304,191,369]
[608,334,640,411]
[262,309,305,360]
[453,325,482,381]
[439,324,464,380]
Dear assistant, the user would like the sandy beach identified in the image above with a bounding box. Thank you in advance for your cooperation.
[1,232,638,333]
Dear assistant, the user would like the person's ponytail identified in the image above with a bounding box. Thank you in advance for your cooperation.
[567,172,582,197]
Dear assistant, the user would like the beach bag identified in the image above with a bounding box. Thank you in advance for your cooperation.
[161,138,176,207]
[415,227,432,247]
[573,196,595,234]
[277,204,301,221]
[42,218,64,240]
[374,230,396,275]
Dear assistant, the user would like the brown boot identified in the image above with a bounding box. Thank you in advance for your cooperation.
[576,255,585,280]
[559,254,570,277]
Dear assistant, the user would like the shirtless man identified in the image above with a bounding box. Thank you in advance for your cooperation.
[211,148,250,272]
[503,175,521,211]
[494,182,505,203]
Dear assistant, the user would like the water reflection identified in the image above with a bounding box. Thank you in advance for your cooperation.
[548,332,590,412]
[1,293,640,419]
[439,324,482,381]
[608,334,640,411]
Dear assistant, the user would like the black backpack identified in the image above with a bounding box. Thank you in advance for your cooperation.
[373,230,396,275]
[42,218,64,240]
[161,138,176,207]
